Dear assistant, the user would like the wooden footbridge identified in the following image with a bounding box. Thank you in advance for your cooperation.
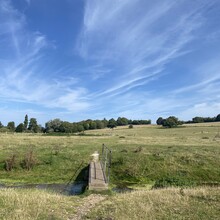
[89,144,112,190]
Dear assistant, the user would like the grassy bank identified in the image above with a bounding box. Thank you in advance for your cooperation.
[1,186,219,220]
[88,187,220,220]
[0,188,79,220]
[0,123,220,187]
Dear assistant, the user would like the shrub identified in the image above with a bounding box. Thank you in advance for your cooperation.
[4,155,16,171]
[162,116,182,128]
[129,124,133,129]
[21,150,36,170]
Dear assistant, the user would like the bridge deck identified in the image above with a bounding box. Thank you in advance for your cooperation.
[89,161,108,190]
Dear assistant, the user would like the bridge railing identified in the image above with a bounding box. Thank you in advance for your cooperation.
[100,144,112,183]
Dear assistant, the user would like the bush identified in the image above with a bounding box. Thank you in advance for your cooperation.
[21,150,36,171]
[129,124,133,129]
[4,155,16,171]
[162,116,182,128]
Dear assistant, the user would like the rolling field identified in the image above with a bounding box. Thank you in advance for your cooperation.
[0,123,220,219]
[0,123,220,186]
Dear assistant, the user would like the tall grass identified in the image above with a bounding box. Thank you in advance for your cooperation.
[0,188,78,220]
[88,187,220,220]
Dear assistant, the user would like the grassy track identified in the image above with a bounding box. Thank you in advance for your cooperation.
[0,123,220,187]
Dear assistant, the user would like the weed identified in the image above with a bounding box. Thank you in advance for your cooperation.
[133,146,143,153]
[21,150,36,170]
[4,154,16,171]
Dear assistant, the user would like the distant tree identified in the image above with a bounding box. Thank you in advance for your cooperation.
[89,121,97,130]
[7,121,15,131]
[45,119,62,132]
[28,118,38,133]
[72,123,78,133]
[192,117,204,123]
[128,119,132,124]
[24,114,28,130]
[59,121,72,133]
[162,116,181,128]
[131,120,140,125]
[96,120,104,129]
[15,123,24,132]
[82,121,90,130]
[216,114,220,122]
[156,117,164,125]
[107,118,117,129]
[117,117,129,126]
[38,125,45,133]
[77,124,84,132]
[102,118,108,128]
[141,120,151,125]
[0,121,3,128]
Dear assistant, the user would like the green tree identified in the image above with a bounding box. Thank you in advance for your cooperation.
[83,121,90,130]
[108,118,117,129]
[162,116,181,128]
[15,123,24,132]
[24,114,28,130]
[77,124,84,132]
[89,121,97,130]
[96,120,104,129]
[102,118,108,128]
[156,117,164,125]
[216,114,220,122]
[192,117,204,123]
[117,117,129,126]
[7,121,15,131]
[28,118,38,133]
[45,119,62,132]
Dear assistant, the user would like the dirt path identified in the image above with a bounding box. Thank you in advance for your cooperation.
[71,194,106,220]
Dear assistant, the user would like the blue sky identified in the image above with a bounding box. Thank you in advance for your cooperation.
[1,0,220,126]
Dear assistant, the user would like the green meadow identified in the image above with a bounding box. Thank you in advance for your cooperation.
[1,123,220,187]
[0,123,220,219]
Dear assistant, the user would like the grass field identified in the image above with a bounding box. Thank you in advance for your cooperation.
[0,123,220,187]
[0,123,220,219]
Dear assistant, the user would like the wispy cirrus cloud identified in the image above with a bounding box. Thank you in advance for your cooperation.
[78,0,212,98]
[1,0,220,125]
[0,0,90,118]
[74,0,220,122]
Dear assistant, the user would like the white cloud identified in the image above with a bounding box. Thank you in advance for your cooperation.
[178,103,220,120]
[0,0,91,116]
[78,0,209,98]
[50,89,90,112]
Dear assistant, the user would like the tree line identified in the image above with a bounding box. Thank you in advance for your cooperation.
[0,115,151,133]
[1,113,219,133]
[156,114,220,128]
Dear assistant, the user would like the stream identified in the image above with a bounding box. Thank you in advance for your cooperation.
[0,182,87,195]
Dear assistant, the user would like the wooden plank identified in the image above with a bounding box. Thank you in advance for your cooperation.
[89,161,108,190]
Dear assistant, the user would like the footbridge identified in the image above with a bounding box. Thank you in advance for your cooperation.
[89,144,112,190]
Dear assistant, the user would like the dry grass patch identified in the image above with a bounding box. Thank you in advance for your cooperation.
[88,187,220,220]
[0,188,79,220]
